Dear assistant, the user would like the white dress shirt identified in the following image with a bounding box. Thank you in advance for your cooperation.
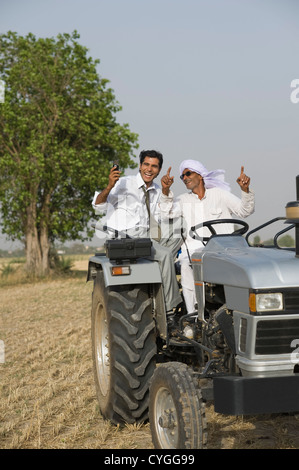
[92,172,162,237]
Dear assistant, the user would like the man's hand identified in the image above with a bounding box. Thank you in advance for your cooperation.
[236,166,250,193]
[95,165,120,204]
[161,167,174,195]
[107,165,121,190]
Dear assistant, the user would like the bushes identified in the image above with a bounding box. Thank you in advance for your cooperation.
[0,258,25,278]
[52,256,74,274]
[0,253,83,286]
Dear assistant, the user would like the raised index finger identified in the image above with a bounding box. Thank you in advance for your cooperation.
[167,166,172,177]
[240,166,244,174]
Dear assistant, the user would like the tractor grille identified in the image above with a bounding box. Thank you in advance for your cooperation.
[284,290,299,312]
[255,318,299,355]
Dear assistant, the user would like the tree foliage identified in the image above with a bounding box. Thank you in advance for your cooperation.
[0,31,138,274]
[263,234,295,248]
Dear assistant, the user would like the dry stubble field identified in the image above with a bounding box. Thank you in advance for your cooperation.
[1,255,299,449]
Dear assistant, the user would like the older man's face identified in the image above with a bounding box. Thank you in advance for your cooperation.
[181,169,203,192]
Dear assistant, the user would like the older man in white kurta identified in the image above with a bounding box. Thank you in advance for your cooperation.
[160,160,255,313]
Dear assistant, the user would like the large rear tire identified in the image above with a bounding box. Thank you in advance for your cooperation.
[149,362,207,449]
[91,271,157,424]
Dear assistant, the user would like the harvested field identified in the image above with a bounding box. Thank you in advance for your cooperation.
[1,256,299,449]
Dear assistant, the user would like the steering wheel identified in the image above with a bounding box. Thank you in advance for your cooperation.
[189,219,249,244]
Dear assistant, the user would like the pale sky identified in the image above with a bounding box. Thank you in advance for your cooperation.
[1,0,299,248]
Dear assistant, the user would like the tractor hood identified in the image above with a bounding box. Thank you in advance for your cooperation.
[192,235,299,289]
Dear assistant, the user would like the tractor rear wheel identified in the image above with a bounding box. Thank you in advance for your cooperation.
[91,271,157,424]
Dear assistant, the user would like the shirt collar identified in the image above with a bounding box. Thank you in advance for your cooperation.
[189,190,207,200]
[136,172,159,191]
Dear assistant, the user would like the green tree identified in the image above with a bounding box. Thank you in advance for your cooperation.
[278,234,295,248]
[253,235,261,246]
[0,31,138,275]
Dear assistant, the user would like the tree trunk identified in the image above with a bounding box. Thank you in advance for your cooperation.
[39,222,50,275]
[25,199,50,276]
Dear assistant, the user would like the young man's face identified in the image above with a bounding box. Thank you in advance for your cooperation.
[139,157,161,186]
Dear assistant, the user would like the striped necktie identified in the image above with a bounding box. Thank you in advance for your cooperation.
[142,186,161,241]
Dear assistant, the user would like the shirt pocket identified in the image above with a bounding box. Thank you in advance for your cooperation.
[210,208,223,219]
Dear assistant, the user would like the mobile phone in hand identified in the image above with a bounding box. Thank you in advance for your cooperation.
[112,161,119,171]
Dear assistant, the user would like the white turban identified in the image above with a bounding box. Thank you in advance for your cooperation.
[179,159,231,192]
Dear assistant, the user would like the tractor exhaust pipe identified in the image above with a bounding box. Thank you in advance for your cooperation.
[285,175,299,257]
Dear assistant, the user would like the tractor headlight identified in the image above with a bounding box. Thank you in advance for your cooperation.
[249,293,283,312]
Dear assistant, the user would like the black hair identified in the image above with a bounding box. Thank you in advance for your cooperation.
[139,150,163,169]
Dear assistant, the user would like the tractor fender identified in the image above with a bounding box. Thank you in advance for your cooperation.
[87,255,162,287]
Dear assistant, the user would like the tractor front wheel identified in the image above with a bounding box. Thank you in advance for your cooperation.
[149,362,207,449]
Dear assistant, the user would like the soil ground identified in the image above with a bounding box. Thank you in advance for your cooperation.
[1,256,299,449]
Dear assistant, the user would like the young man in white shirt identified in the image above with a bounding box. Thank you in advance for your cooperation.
[92,150,183,313]
[160,160,255,313]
